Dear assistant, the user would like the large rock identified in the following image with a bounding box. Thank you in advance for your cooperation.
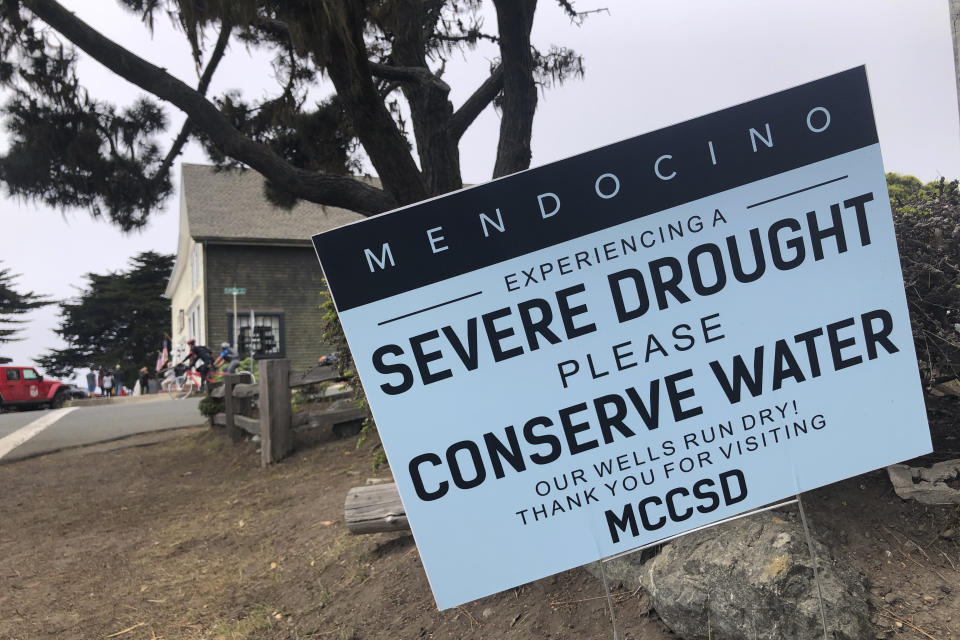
[602,513,871,640]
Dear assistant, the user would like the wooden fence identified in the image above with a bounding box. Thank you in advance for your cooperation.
[211,359,367,466]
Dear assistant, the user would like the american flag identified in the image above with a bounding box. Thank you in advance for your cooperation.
[155,340,169,371]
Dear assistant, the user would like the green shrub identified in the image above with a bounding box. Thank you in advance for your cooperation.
[889,174,960,387]
[198,395,224,419]
[236,356,256,381]
[320,283,379,456]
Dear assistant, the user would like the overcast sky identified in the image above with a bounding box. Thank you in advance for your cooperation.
[2,0,958,379]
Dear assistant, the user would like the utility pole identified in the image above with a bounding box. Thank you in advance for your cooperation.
[233,290,238,349]
[224,287,246,349]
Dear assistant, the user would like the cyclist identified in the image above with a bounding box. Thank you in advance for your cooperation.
[181,339,215,387]
[214,341,241,374]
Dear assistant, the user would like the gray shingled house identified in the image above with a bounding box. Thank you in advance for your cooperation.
[164,163,365,369]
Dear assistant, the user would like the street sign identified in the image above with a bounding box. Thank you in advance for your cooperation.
[224,288,246,295]
[312,67,931,609]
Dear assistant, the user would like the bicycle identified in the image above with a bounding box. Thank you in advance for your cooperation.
[161,364,255,399]
[161,364,201,399]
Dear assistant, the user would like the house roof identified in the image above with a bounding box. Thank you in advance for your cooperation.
[181,163,368,244]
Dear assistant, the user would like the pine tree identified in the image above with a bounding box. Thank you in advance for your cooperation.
[0,263,51,357]
[35,252,174,381]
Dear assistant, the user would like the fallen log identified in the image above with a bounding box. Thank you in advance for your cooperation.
[887,459,960,504]
[344,482,409,534]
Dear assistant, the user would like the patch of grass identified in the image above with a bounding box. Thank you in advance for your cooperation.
[168,429,227,457]
[317,532,371,584]
[208,603,275,639]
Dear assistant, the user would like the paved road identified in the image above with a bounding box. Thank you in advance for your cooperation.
[0,397,203,463]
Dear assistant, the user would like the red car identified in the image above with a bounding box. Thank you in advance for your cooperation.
[0,365,71,411]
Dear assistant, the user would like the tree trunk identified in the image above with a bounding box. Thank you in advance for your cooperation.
[313,1,429,206]
[388,0,463,197]
[492,0,538,179]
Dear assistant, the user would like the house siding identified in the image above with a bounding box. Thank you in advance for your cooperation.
[204,244,330,371]
[169,238,206,363]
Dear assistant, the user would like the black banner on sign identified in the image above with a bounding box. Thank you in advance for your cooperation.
[313,66,877,312]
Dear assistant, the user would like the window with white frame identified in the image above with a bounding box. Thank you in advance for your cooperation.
[230,312,284,357]
[188,302,202,342]
[189,244,201,290]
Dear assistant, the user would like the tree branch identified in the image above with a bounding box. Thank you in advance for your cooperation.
[195,21,231,97]
[554,0,578,19]
[368,62,436,84]
[22,0,397,215]
[449,64,503,141]
[154,19,232,185]
[434,31,500,45]
[312,2,428,205]
[370,0,458,196]
[250,16,292,39]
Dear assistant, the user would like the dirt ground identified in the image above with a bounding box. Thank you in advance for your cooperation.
[0,396,958,640]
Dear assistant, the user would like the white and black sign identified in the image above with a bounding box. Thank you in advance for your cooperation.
[313,67,931,609]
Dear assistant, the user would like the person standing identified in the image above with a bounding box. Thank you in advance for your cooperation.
[102,369,114,397]
[114,364,126,396]
[86,367,97,397]
[138,367,150,395]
